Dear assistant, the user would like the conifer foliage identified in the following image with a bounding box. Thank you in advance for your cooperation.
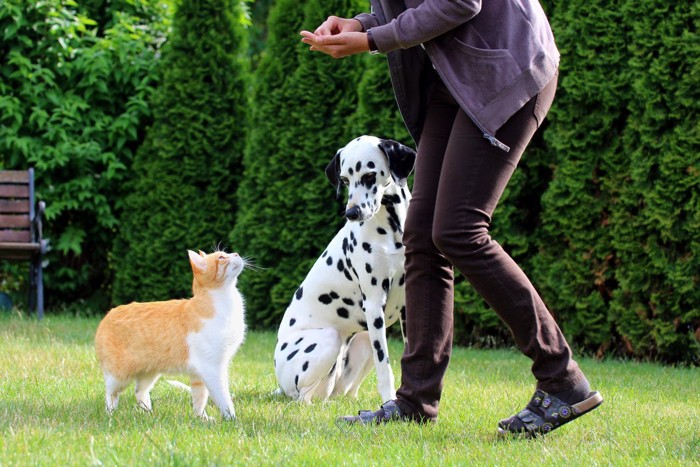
[231,0,369,327]
[111,0,249,303]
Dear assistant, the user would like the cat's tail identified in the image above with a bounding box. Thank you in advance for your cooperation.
[165,379,192,392]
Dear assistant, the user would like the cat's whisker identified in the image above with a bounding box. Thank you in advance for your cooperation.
[241,257,265,272]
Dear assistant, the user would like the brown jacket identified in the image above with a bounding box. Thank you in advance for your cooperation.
[355,0,559,151]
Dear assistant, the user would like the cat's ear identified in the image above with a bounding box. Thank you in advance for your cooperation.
[188,250,207,272]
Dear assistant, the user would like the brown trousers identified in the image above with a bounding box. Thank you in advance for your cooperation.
[395,72,585,421]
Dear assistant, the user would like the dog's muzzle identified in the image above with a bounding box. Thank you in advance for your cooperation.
[344,206,362,221]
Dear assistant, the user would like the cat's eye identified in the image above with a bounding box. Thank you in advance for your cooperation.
[218,255,226,260]
[340,177,349,186]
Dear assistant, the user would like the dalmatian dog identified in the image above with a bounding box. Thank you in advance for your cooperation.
[273,135,416,404]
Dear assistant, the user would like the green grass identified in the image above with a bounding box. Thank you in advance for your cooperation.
[0,312,698,466]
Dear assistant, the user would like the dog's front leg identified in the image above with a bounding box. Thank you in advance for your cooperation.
[363,297,396,403]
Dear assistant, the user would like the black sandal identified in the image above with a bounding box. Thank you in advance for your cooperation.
[338,400,407,425]
[498,389,603,438]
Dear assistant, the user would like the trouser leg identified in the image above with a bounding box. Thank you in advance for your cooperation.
[397,75,584,421]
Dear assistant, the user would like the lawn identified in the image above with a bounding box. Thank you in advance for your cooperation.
[0,312,698,466]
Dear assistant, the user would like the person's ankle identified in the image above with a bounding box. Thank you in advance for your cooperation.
[551,376,591,405]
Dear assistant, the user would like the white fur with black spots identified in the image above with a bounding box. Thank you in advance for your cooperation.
[273,135,415,404]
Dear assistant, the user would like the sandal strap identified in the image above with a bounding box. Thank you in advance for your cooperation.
[516,389,575,434]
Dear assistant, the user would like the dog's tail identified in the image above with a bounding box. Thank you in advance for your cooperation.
[165,379,192,392]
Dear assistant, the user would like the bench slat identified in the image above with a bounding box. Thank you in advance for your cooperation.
[0,199,30,214]
[0,214,31,228]
[0,241,40,260]
[0,230,31,242]
[0,171,30,183]
[0,185,30,198]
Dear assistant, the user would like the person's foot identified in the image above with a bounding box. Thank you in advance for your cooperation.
[497,387,603,438]
[338,400,409,425]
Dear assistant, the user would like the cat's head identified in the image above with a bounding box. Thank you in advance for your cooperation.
[187,249,244,291]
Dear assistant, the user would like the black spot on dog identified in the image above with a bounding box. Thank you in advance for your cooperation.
[326,256,333,266]
[302,361,309,371]
[372,186,378,194]
[304,343,317,353]
[350,231,356,244]
[294,375,299,387]
[365,263,372,274]
[337,308,349,319]
[295,337,303,345]
[399,274,405,286]
[342,237,349,254]
[373,340,385,362]
[281,342,288,351]
[344,269,353,282]
[290,318,296,326]
[382,278,390,291]
[330,291,340,299]
[371,277,377,286]
[322,250,328,258]
[356,161,362,172]
[337,259,345,272]
[358,320,368,330]
[362,242,372,253]
[395,242,402,249]
[368,161,375,169]
[400,305,406,320]
[380,170,385,176]
[319,294,333,305]
[377,227,387,235]
[374,317,384,329]
[287,350,298,360]
[349,167,354,175]
[295,287,303,300]
[342,298,354,306]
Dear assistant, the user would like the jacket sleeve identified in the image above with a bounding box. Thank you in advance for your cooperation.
[353,13,380,31]
[367,0,482,52]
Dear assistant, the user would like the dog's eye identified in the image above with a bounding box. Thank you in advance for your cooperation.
[340,177,349,186]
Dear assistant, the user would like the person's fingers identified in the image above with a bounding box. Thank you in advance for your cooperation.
[315,16,339,35]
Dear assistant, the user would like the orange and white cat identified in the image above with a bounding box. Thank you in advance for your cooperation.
[95,249,246,420]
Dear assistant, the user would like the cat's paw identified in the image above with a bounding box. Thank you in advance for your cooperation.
[198,412,215,422]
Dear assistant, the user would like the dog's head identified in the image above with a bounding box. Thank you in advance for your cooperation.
[325,135,416,222]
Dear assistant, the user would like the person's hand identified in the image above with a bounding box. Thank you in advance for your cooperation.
[300,31,369,59]
[313,16,363,36]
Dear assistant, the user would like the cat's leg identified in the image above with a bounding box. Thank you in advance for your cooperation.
[134,373,160,412]
[190,378,213,421]
[331,331,375,398]
[104,371,129,413]
[200,366,235,420]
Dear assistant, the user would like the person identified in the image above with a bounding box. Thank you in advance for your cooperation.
[300,0,603,437]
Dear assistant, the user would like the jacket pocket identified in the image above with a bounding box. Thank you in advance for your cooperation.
[449,37,521,108]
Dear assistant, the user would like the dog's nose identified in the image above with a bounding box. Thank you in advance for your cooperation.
[345,206,361,221]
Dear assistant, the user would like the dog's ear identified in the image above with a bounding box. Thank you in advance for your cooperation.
[325,150,342,199]
[378,139,416,187]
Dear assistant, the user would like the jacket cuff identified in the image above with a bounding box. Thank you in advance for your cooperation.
[353,13,379,32]
[366,22,402,53]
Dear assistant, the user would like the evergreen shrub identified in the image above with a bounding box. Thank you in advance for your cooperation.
[111,0,249,303]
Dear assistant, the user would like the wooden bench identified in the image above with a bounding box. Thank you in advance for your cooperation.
[0,169,48,319]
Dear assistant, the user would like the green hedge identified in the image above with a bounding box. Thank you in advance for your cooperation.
[0,0,169,309]
[111,0,249,303]
[1,0,697,364]
[531,0,699,364]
